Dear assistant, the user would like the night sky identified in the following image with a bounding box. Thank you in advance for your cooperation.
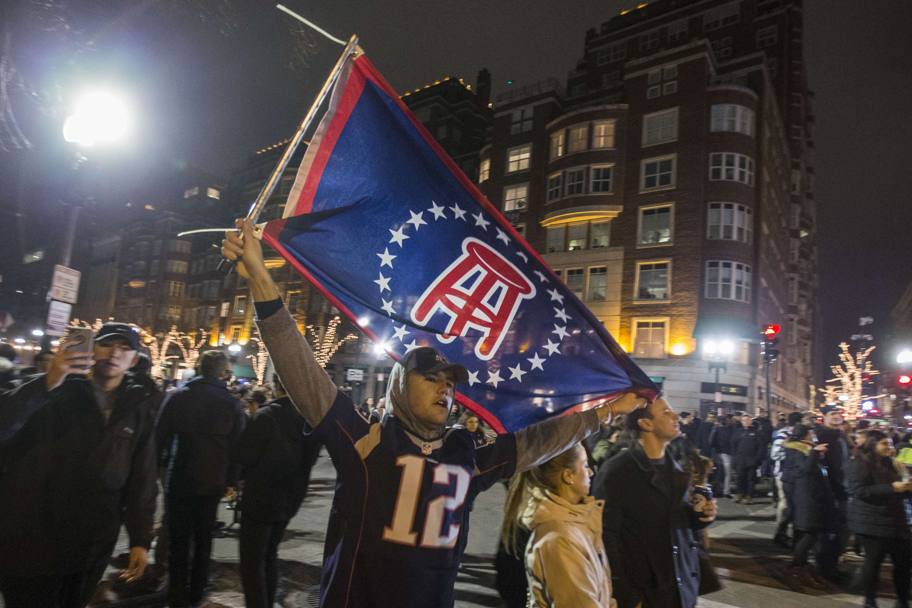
[1,0,911,375]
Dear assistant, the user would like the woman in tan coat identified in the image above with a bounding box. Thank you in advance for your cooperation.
[502,443,615,607]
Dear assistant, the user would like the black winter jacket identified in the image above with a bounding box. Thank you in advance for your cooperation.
[815,424,849,501]
[781,440,837,532]
[847,457,912,538]
[0,373,160,576]
[156,376,246,496]
[732,426,766,469]
[236,397,321,522]
[595,445,710,608]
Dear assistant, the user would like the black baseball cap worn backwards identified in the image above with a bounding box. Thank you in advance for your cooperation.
[400,346,469,384]
[94,322,141,351]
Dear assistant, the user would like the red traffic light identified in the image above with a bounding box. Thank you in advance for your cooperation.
[762,324,781,338]
[899,374,912,386]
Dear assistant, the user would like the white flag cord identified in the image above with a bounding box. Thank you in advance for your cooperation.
[276,4,347,46]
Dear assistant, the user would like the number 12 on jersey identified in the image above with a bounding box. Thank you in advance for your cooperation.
[382,454,471,549]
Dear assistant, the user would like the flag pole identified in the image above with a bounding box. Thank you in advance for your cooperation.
[244,32,359,226]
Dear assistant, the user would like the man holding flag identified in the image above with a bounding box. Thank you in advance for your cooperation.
[222,219,646,607]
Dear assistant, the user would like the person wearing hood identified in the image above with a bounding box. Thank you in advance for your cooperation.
[501,442,615,607]
[221,220,648,608]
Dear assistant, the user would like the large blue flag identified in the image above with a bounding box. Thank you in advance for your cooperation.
[263,53,656,433]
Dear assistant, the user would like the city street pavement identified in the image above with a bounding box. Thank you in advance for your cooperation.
[70,455,893,607]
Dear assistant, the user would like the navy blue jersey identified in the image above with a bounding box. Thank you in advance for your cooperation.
[313,391,517,608]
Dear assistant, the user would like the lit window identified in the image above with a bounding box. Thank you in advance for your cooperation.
[567,223,588,251]
[709,153,755,185]
[641,156,676,191]
[633,320,667,358]
[710,104,755,136]
[183,186,199,199]
[546,173,563,203]
[587,267,608,301]
[592,120,616,149]
[590,221,611,248]
[567,124,589,154]
[503,184,529,211]
[234,295,247,315]
[705,260,752,302]
[638,205,673,245]
[635,261,670,300]
[707,203,753,243]
[506,145,532,173]
[642,108,678,146]
[590,165,614,193]
[565,167,586,196]
[479,158,491,182]
[206,187,221,200]
[550,131,566,159]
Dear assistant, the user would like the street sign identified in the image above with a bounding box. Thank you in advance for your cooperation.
[46,300,73,336]
[346,368,365,382]
[50,265,81,304]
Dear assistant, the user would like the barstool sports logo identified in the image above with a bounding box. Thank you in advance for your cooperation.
[374,199,576,391]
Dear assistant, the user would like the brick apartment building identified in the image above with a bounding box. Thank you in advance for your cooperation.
[478,0,818,415]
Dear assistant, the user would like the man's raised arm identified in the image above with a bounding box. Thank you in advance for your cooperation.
[222,219,337,429]
[513,392,646,472]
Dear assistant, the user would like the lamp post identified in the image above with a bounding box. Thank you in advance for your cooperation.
[704,338,735,414]
[60,89,131,268]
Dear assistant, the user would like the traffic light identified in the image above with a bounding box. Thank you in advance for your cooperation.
[762,323,781,364]
[899,374,912,388]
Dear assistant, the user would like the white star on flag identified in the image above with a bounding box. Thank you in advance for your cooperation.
[404,340,419,353]
[552,324,569,340]
[544,340,561,356]
[374,272,391,292]
[487,369,503,387]
[467,370,480,387]
[472,212,490,231]
[554,307,571,323]
[428,201,447,220]
[377,248,396,268]
[406,210,427,230]
[392,324,410,341]
[381,299,396,315]
[508,364,527,381]
[527,352,546,371]
[547,287,565,304]
[533,270,548,283]
[516,251,529,263]
[389,226,409,247]
[449,203,467,220]
[495,228,510,245]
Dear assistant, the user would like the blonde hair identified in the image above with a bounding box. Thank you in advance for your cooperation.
[499,444,583,556]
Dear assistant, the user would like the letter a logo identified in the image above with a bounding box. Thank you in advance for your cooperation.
[411,238,535,361]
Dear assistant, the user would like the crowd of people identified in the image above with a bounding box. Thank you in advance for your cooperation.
[0,218,907,608]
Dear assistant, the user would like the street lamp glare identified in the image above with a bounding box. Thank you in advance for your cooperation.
[718,339,735,356]
[63,90,131,148]
[372,341,389,357]
[31,329,45,337]
[703,340,718,355]
[227,343,242,354]
[898,349,912,365]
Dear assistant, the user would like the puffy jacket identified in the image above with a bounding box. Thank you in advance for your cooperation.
[0,373,160,576]
[847,457,912,538]
[156,376,246,496]
[733,426,766,469]
[236,396,321,522]
[521,488,615,608]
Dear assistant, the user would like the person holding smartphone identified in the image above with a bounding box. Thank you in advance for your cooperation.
[0,323,161,608]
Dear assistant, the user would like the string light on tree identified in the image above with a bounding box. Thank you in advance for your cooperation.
[820,341,881,420]
[246,326,270,385]
[306,315,357,369]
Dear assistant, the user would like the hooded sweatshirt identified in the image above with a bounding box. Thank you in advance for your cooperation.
[521,488,615,608]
